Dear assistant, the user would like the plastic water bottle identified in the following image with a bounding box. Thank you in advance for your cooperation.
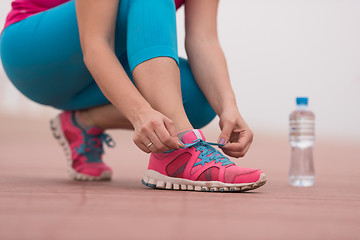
[289,97,315,187]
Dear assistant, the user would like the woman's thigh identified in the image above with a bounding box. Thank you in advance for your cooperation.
[0,0,129,110]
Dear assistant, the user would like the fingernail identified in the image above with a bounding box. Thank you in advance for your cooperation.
[218,138,226,145]
[178,139,185,147]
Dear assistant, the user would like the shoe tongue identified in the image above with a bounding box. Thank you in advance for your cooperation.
[85,127,103,136]
[181,129,206,144]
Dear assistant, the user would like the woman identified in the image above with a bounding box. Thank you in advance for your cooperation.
[0,0,266,192]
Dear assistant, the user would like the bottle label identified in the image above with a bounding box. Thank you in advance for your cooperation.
[289,119,315,138]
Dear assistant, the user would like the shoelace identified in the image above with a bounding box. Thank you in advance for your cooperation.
[75,133,115,162]
[166,139,234,166]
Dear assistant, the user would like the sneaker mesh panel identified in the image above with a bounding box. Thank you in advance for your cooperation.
[166,152,191,178]
[190,158,203,175]
[64,130,78,143]
[196,167,219,181]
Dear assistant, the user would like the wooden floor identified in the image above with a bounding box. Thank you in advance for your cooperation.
[0,115,359,240]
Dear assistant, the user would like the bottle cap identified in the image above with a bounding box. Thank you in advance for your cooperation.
[296,97,308,106]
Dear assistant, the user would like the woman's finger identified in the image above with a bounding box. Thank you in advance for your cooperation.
[163,117,177,138]
[222,149,247,158]
[134,138,151,154]
[154,124,179,150]
[218,120,236,144]
[164,117,184,147]
[221,142,245,152]
[147,132,169,153]
[221,137,252,158]
[145,141,158,153]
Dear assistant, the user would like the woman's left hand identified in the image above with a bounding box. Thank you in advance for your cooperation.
[217,109,254,158]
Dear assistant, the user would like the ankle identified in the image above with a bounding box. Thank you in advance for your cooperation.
[75,110,97,130]
[174,123,193,136]
[169,113,193,134]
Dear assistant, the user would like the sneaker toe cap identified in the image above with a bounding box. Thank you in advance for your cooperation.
[224,165,263,184]
[232,169,263,184]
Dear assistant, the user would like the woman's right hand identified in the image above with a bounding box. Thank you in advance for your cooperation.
[132,108,182,154]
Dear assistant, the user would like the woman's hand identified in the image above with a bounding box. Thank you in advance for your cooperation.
[132,108,183,154]
[217,109,254,158]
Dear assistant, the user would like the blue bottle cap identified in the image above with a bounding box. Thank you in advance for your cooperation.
[296,97,308,105]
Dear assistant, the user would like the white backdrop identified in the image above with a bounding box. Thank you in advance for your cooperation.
[1,0,359,141]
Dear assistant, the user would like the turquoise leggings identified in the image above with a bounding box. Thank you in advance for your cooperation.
[0,0,216,128]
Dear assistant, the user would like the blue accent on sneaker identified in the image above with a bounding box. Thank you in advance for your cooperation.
[70,112,115,163]
[141,179,156,188]
[74,133,115,163]
[190,140,233,167]
[165,139,233,167]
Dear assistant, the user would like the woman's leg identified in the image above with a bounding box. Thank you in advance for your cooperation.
[78,0,215,131]
[0,0,130,180]
[0,0,216,182]
[178,58,217,129]
[80,58,216,130]
[81,0,216,131]
[0,0,215,130]
[125,0,200,132]
[0,1,111,109]
[132,57,192,132]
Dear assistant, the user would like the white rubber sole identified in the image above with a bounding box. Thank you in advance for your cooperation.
[50,115,112,181]
[142,169,267,192]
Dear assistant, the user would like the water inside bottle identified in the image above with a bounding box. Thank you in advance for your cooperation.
[289,175,315,187]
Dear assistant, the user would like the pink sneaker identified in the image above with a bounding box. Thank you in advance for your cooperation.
[142,129,266,192]
[50,111,114,181]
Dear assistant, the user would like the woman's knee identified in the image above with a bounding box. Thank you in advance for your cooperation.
[179,58,216,129]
